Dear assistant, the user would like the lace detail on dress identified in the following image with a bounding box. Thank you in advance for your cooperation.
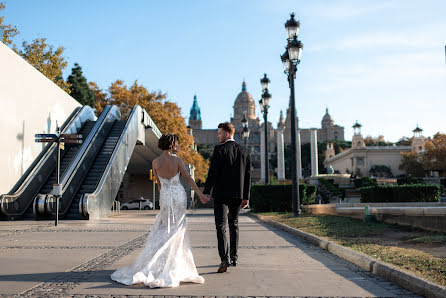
[111,172,204,288]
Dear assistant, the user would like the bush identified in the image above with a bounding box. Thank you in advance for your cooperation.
[397,177,424,185]
[360,184,441,203]
[250,184,317,212]
[318,178,342,196]
[353,177,378,188]
[369,165,393,177]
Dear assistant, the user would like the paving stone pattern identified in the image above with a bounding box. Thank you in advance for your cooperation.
[0,211,422,297]
[18,232,148,297]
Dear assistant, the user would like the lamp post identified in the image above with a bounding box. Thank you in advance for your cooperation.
[281,13,303,216]
[259,73,271,184]
[241,112,250,148]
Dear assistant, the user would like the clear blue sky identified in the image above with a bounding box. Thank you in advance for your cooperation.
[4,0,446,141]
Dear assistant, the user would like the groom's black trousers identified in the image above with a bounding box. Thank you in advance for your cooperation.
[214,199,241,262]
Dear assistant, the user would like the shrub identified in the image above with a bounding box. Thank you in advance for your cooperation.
[369,165,393,177]
[397,177,424,185]
[353,177,378,188]
[360,184,441,203]
[250,184,317,212]
[318,178,342,196]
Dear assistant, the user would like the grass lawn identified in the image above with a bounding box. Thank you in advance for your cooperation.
[257,212,446,287]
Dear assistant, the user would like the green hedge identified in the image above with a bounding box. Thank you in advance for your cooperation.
[397,177,424,185]
[318,178,342,196]
[360,184,441,203]
[353,177,378,188]
[250,184,317,212]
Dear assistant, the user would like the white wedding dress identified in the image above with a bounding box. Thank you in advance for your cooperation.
[111,172,204,288]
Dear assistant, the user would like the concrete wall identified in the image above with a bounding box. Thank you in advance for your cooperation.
[0,42,81,194]
[304,203,446,232]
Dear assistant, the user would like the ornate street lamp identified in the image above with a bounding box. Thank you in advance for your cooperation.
[282,13,303,216]
[260,73,270,91]
[241,112,250,147]
[259,74,272,184]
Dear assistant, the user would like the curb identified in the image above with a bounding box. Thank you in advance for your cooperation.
[248,212,446,298]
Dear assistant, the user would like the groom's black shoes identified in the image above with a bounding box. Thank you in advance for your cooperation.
[217,260,230,273]
[231,259,237,267]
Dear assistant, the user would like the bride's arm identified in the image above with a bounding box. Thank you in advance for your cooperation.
[177,157,206,201]
[152,162,161,192]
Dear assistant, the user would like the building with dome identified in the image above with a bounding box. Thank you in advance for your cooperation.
[188,81,344,182]
[283,107,344,145]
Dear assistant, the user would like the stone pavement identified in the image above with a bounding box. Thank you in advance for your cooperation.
[0,209,418,297]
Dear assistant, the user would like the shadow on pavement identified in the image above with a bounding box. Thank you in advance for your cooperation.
[248,215,405,297]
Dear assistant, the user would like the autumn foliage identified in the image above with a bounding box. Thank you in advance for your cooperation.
[424,133,446,175]
[2,2,71,93]
[0,2,18,45]
[91,80,209,182]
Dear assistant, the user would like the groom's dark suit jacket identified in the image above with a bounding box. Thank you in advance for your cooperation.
[203,140,251,203]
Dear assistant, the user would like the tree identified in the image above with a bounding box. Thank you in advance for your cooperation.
[424,133,446,176]
[100,80,209,182]
[399,152,425,177]
[396,136,412,146]
[89,81,108,116]
[67,63,95,107]
[364,135,393,146]
[369,165,393,177]
[0,2,18,46]
[18,38,71,93]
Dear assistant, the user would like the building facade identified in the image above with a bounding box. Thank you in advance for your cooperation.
[188,81,344,182]
[283,107,344,145]
[325,123,426,177]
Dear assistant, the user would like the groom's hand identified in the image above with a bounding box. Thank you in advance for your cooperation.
[200,194,211,204]
[240,199,249,209]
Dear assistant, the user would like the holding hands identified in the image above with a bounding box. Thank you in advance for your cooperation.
[199,193,211,204]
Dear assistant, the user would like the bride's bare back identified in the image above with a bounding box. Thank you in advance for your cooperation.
[151,133,208,204]
[152,154,181,180]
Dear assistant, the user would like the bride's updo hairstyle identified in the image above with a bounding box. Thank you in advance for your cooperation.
[158,134,179,150]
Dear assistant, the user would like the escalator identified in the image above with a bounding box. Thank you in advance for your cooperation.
[65,120,126,219]
[34,105,121,219]
[0,106,96,220]
[2,104,160,220]
[22,121,96,219]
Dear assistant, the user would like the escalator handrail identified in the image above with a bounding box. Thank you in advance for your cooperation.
[58,105,121,192]
[82,106,141,216]
[0,106,93,209]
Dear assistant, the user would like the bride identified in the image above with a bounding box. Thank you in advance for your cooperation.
[111,133,209,288]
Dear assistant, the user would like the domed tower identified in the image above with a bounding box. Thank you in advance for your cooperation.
[277,110,286,130]
[352,121,365,149]
[188,94,202,129]
[411,125,426,153]
[232,81,256,123]
[321,107,334,128]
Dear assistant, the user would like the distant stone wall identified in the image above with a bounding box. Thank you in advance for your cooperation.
[304,203,446,232]
[0,42,81,194]
[192,129,218,146]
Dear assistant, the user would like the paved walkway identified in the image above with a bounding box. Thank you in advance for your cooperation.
[0,209,418,297]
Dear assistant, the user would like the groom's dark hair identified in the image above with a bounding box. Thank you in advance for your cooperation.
[218,122,234,135]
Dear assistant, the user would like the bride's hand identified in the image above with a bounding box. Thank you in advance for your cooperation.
[199,194,210,204]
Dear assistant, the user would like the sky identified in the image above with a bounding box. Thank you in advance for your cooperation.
[3,0,446,142]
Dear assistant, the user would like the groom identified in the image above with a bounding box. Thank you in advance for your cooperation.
[203,122,251,273]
